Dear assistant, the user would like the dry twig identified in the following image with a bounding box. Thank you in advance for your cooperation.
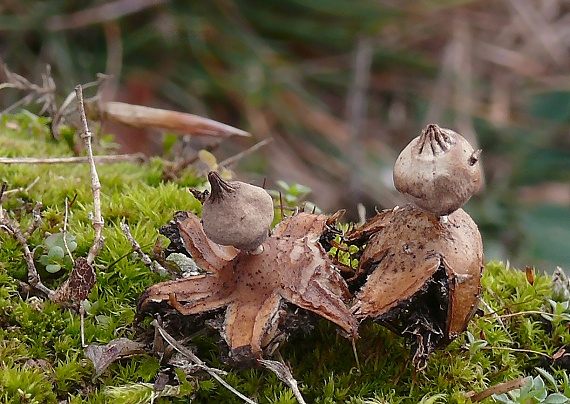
[259,359,307,404]
[0,200,53,298]
[62,198,75,266]
[120,222,166,274]
[75,85,104,264]
[218,138,273,168]
[26,202,43,239]
[466,376,528,402]
[51,74,110,137]
[0,64,56,116]
[0,154,146,165]
[151,320,257,404]
[480,345,552,359]
[1,177,40,198]
[47,0,168,31]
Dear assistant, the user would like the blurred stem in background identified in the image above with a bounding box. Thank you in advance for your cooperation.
[1,0,569,270]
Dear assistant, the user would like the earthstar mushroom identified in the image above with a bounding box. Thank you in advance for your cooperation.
[393,124,482,217]
[345,204,484,369]
[138,210,358,367]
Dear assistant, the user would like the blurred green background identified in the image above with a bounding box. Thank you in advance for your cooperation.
[1,0,569,272]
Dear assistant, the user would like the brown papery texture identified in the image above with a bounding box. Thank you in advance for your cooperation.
[138,211,358,366]
[346,204,483,368]
[393,124,482,217]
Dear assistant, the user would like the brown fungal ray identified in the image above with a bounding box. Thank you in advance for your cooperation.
[138,211,358,366]
[347,204,483,367]
[175,210,240,268]
[138,211,238,314]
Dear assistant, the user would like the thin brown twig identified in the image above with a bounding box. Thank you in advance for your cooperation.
[279,191,285,221]
[51,75,110,137]
[465,376,528,403]
[120,222,166,274]
[25,202,43,238]
[0,212,53,298]
[62,198,75,266]
[0,154,146,164]
[259,358,307,404]
[151,320,257,404]
[481,345,552,359]
[218,138,273,168]
[0,182,51,296]
[2,176,40,197]
[61,196,89,347]
[496,310,568,320]
[351,337,361,373]
[466,376,528,402]
[75,85,104,265]
[0,64,56,116]
[0,182,7,200]
[47,0,168,31]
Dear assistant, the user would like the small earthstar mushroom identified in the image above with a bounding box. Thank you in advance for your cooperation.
[393,124,482,217]
[201,171,274,254]
[138,210,358,367]
[345,204,484,369]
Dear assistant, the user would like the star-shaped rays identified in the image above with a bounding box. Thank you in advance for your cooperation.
[138,211,358,365]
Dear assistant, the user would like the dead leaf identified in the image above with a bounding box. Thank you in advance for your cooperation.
[525,266,534,286]
[51,257,96,305]
[85,338,146,377]
[85,100,250,138]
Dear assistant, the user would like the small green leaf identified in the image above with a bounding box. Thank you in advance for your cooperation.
[59,124,77,151]
[45,264,62,273]
[465,331,488,355]
[536,367,557,389]
[47,246,65,260]
[533,375,545,391]
[543,393,570,404]
[492,393,514,403]
[276,180,289,190]
[65,234,77,252]
[542,313,555,322]
[198,149,218,171]
[44,233,62,248]
[162,133,178,155]
[39,255,50,266]
[63,256,73,268]
[418,393,446,404]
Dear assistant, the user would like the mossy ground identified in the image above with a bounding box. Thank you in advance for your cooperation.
[0,112,568,403]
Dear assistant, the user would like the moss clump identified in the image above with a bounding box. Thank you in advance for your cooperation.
[0,112,568,403]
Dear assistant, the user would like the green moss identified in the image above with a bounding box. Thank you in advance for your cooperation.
[0,365,58,403]
[0,112,569,403]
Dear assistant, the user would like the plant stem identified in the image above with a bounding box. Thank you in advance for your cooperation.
[75,85,104,265]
